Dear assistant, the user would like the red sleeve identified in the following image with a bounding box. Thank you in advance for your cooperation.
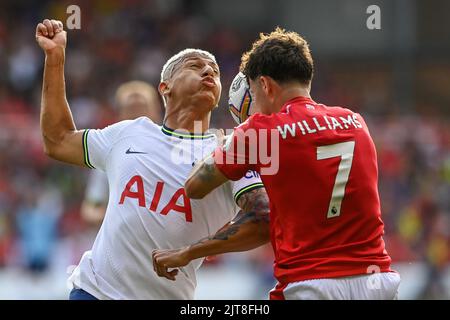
[213,119,257,181]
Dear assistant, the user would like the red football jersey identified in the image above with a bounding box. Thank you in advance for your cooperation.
[215,96,392,288]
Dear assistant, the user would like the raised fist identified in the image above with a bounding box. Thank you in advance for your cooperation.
[35,19,66,53]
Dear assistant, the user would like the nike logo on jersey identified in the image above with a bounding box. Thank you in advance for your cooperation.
[125,148,148,154]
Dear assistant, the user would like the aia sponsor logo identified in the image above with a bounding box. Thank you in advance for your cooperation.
[119,175,192,222]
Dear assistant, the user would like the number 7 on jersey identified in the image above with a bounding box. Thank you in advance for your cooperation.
[317,141,355,219]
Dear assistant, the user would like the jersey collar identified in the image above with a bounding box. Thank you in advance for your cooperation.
[281,96,316,112]
[161,124,216,140]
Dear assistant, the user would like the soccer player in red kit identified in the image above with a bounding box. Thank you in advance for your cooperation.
[153,28,400,300]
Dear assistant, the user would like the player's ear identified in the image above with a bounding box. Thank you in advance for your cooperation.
[259,76,269,95]
[159,82,170,103]
[260,76,275,102]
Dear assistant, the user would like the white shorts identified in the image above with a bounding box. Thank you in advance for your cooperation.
[271,272,401,300]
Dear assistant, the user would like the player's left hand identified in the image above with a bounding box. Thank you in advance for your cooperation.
[152,248,191,281]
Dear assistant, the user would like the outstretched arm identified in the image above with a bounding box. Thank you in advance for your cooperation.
[152,188,270,280]
[36,19,85,166]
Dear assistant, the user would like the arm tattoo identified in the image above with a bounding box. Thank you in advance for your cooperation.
[191,188,270,243]
[212,211,262,240]
[190,154,217,183]
[237,188,270,223]
[191,210,264,244]
[197,162,217,183]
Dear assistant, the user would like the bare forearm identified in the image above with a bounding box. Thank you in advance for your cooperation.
[187,187,270,260]
[153,186,270,281]
[36,19,85,166]
[186,211,270,261]
[185,155,228,199]
[40,50,76,148]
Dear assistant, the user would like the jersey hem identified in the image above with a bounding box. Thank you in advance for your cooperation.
[276,266,393,285]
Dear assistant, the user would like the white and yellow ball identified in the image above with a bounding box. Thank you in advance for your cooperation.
[228,72,253,124]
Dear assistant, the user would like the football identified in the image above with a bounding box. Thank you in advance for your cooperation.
[228,72,253,124]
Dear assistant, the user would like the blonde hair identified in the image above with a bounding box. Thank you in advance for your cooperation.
[160,48,217,83]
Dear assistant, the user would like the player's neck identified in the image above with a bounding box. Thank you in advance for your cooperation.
[274,85,311,112]
[163,105,211,133]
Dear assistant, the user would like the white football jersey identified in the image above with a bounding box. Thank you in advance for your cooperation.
[68,117,264,300]
[84,169,109,205]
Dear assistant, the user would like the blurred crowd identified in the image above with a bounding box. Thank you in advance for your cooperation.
[0,0,449,299]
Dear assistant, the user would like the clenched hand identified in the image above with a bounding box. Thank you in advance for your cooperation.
[152,248,191,281]
[35,19,66,54]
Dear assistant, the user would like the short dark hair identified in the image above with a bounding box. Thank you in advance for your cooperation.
[241,27,314,84]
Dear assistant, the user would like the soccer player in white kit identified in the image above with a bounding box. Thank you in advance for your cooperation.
[35,19,269,299]
[81,81,163,226]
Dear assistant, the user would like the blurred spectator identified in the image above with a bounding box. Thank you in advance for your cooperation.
[16,187,62,273]
[80,80,162,226]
